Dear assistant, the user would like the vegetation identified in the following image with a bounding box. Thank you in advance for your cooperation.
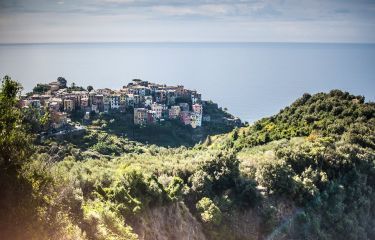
[1,76,374,240]
[221,90,372,150]
[67,82,85,92]
[87,85,93,92]
[33,83,50,94]
[0,76,46,239]
[217,90,375,239]
[196,197,222,225]
[57,77,67,88]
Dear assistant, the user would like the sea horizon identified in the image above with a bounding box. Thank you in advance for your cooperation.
[2,41,375,46]
[1,41,374,123]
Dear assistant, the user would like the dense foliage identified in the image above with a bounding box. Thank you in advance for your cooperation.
[226,90,372,150]
[0,76,44,239]
[1,76,374,240]
[33,83,50,94]
[221,90,375,239]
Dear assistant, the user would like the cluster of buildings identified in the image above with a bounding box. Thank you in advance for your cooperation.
[128,79,204,128]
[20,79,205,129]
[133,101,203,128]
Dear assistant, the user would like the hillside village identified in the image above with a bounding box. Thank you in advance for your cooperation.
[20,78,241,132]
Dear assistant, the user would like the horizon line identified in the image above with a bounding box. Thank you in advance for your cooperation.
[1,41,375,46]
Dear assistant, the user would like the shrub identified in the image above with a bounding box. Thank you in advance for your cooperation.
[166,176,185,200]
[102,168,168,216]
[255,160,296,196]
[91,141,122,156]
[190,169,213,196]
[82,199,138,240]
[199,152,240,194]
[235,178,261,207]
[196,197,222,225]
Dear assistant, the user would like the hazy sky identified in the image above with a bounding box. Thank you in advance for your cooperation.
[1,0,375,43]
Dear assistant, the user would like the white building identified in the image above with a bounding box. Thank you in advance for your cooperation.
[110,95,120,109]
[151,103,164,119]
[190,112,202,128]
[126,94,135,107]
[144,96,153,107]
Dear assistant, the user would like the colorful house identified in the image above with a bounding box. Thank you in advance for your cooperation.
[134,108,147,125]
[63,99,75,112]
[180,111,191,125]
[169,105,181,119]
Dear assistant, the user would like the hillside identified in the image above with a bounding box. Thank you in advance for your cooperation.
[210,90,373,150]
[25,78,241,147]
[208,90,375,239]
[1,77,374,240]
[80,100,238,147]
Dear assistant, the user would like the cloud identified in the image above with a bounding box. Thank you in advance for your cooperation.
[0,0,375,43]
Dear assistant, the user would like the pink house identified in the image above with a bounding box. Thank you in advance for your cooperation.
[192,103,203,114]
[180,111,191,125]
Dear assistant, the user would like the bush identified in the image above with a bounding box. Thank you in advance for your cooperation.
[196,197,222,225]
[235,178,261,207]
[91,141,122,156]
[256,160,296,196]
[199,152,240,194]
[166,176,185,200]
[190,169,213,196]
[82,199,138,240]
[102,168,168,216]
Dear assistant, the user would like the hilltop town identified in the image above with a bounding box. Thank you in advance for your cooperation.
[21,78,241,136]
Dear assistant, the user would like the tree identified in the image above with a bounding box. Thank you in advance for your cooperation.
[67,82,84,92]
[0,76,38,239]
[57,77,67,88]
[255,160,296,196]
[33,83,50,94]
[199,152,240,193]
[0,75,33,169]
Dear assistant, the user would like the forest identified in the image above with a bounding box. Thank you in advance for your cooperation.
[0,76,374,240]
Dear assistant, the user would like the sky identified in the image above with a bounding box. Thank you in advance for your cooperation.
[0,0,375,43]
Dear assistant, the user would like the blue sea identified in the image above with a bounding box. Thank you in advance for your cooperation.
[0,42,374,123]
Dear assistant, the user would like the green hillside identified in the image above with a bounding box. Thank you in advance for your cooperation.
[213,90,373,150]
[1,77,374,240]
[209,90,375,239]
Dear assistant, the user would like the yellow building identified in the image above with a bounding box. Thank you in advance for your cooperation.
[63,99,75,112]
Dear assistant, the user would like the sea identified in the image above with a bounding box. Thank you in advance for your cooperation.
[0,42,374,123]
